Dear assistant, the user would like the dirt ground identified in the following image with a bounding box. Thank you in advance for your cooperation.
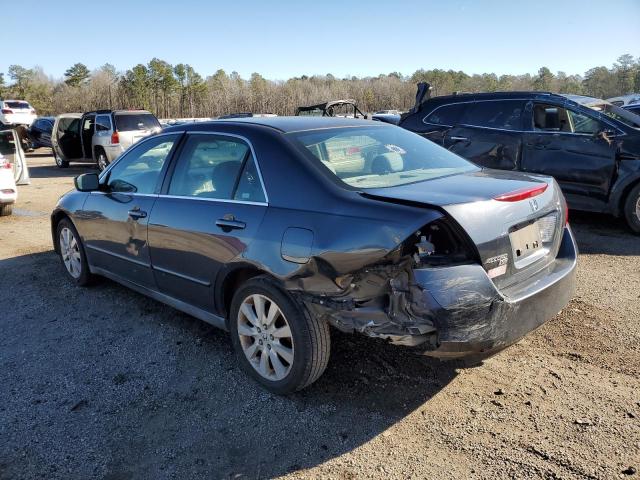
[1,152,638,480]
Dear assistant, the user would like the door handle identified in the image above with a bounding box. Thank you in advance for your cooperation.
[216,215,246,230]
[449,136,469,141]
[128,208,147,220]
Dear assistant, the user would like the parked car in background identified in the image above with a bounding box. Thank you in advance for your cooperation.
[606,93,640,107]
[296,100,366,118]
[52,110,161,171]
[0,127,30,186]
[0,153,17,216]
[0,100,37,127]
[52,117,576,393]
[399,88,640,232]
[27,116,55,148]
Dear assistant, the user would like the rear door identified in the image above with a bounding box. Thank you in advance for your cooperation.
[444,100,527,170]
[521,102,618,207]
[148,132,268,314]
[52,114,83,160]
[80,133,182,288]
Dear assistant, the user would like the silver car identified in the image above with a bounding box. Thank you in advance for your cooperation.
[51,110,161,170]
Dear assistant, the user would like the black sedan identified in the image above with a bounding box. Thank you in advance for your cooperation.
[51,117,577,393]
[27,116,55,148]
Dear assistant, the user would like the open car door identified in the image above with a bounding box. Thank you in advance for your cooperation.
[52,113,83,162]
[0,127,30,185]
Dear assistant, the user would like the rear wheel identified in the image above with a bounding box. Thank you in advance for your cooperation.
[229,276,330,394]
[56,218,94,286]
[96,150,109,172]
[623,183,640,234]
[53,149,69,168]
[0,204,12,216]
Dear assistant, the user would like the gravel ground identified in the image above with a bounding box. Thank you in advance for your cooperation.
[1,152,639,480]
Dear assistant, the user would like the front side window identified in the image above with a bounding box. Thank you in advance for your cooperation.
[289,126,477,189]
[106,134,179,194]
[424,103,467,126]
[168,134,265,201]
[58,117,79,135]
[461,101,526,130]
[566,109,605,134]
[95,115,112,132]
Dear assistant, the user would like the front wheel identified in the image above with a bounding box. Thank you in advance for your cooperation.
[96,150,109,171]
[56,218,94,285]
[53,149,69,168]
[623,183,640,234]
[229,276,331,394]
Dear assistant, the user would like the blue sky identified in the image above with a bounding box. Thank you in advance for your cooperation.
[3,0,639,80]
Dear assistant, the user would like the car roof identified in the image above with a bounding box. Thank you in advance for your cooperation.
[424,91,562,104]
[169,116,387,133]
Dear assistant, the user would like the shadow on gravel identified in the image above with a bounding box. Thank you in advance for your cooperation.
[569,210,640,256]
[0,251,460,479]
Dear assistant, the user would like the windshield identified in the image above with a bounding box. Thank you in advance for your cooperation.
[115,113,161,131]
[288,125,477,189]
[585,101,640,129]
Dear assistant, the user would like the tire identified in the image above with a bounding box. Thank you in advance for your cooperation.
[56,218,94,286]
[229,276,331,394]
[53,149,69,168]
[96,150,109,172]
[623,183,640,234]
[0,204,12,216]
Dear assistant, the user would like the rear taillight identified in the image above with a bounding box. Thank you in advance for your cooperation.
[405,218,476,267]
[1,109,12,114]
[1,189,15,194]
[1,162,12,169]
[111,131,119,144]
[30,109,36,115]
[494,183,548,202]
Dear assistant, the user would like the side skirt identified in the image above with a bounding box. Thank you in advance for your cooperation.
[90,266,228,331]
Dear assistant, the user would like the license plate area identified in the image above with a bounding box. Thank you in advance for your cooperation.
[510,222,544,268]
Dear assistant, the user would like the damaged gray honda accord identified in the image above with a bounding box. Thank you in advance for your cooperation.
[51,117,577,393]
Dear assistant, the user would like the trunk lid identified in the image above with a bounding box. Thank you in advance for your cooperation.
[362,169,567,292]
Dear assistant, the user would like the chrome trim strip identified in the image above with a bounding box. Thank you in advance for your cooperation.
[159,194,267,206]
[184,130,270,204]
[85,244,150,267]
[89,191,158,198]
[152,264,211,286]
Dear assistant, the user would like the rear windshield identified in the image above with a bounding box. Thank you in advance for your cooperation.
[5,101,30,109]
[114,113,161,131]
[288,125,477,189]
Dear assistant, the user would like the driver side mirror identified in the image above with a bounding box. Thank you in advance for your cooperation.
[74,173,100,192]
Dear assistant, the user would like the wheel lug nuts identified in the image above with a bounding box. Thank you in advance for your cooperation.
[267,344,271,349]
[258,340,263,345]
[270,335,274,340]
[262,324,267,329]
[257,327,261,333]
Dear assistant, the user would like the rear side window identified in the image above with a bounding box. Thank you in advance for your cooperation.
[461,101,526,130]
[115,113,161,131]
[424,103,467,127]
[95,115,112,132]
[168,134,263,201]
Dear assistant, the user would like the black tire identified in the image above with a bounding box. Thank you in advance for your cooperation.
[229,276,330,394]
[55,218,95,286]
[623,183,640,234]
[0,204,12,216]
[53,149,69,168]
[96,149,109,172]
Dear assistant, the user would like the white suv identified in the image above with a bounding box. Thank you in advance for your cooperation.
[0,100,37,126]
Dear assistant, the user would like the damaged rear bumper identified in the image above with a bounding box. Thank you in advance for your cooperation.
[414,225,577,358]
[307,226,577,359]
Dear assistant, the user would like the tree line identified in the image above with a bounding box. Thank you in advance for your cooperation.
[0,54,638,118]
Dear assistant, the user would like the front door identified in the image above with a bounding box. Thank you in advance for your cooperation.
[521,103,618,207]
[52,115,83,160]
[148,133,268,314]
[80,133,182,288]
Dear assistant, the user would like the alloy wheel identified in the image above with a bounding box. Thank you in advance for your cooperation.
[97,153,108,171]
[237,294,294,381]
[59,227,82,279]
[636,195,640,220]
